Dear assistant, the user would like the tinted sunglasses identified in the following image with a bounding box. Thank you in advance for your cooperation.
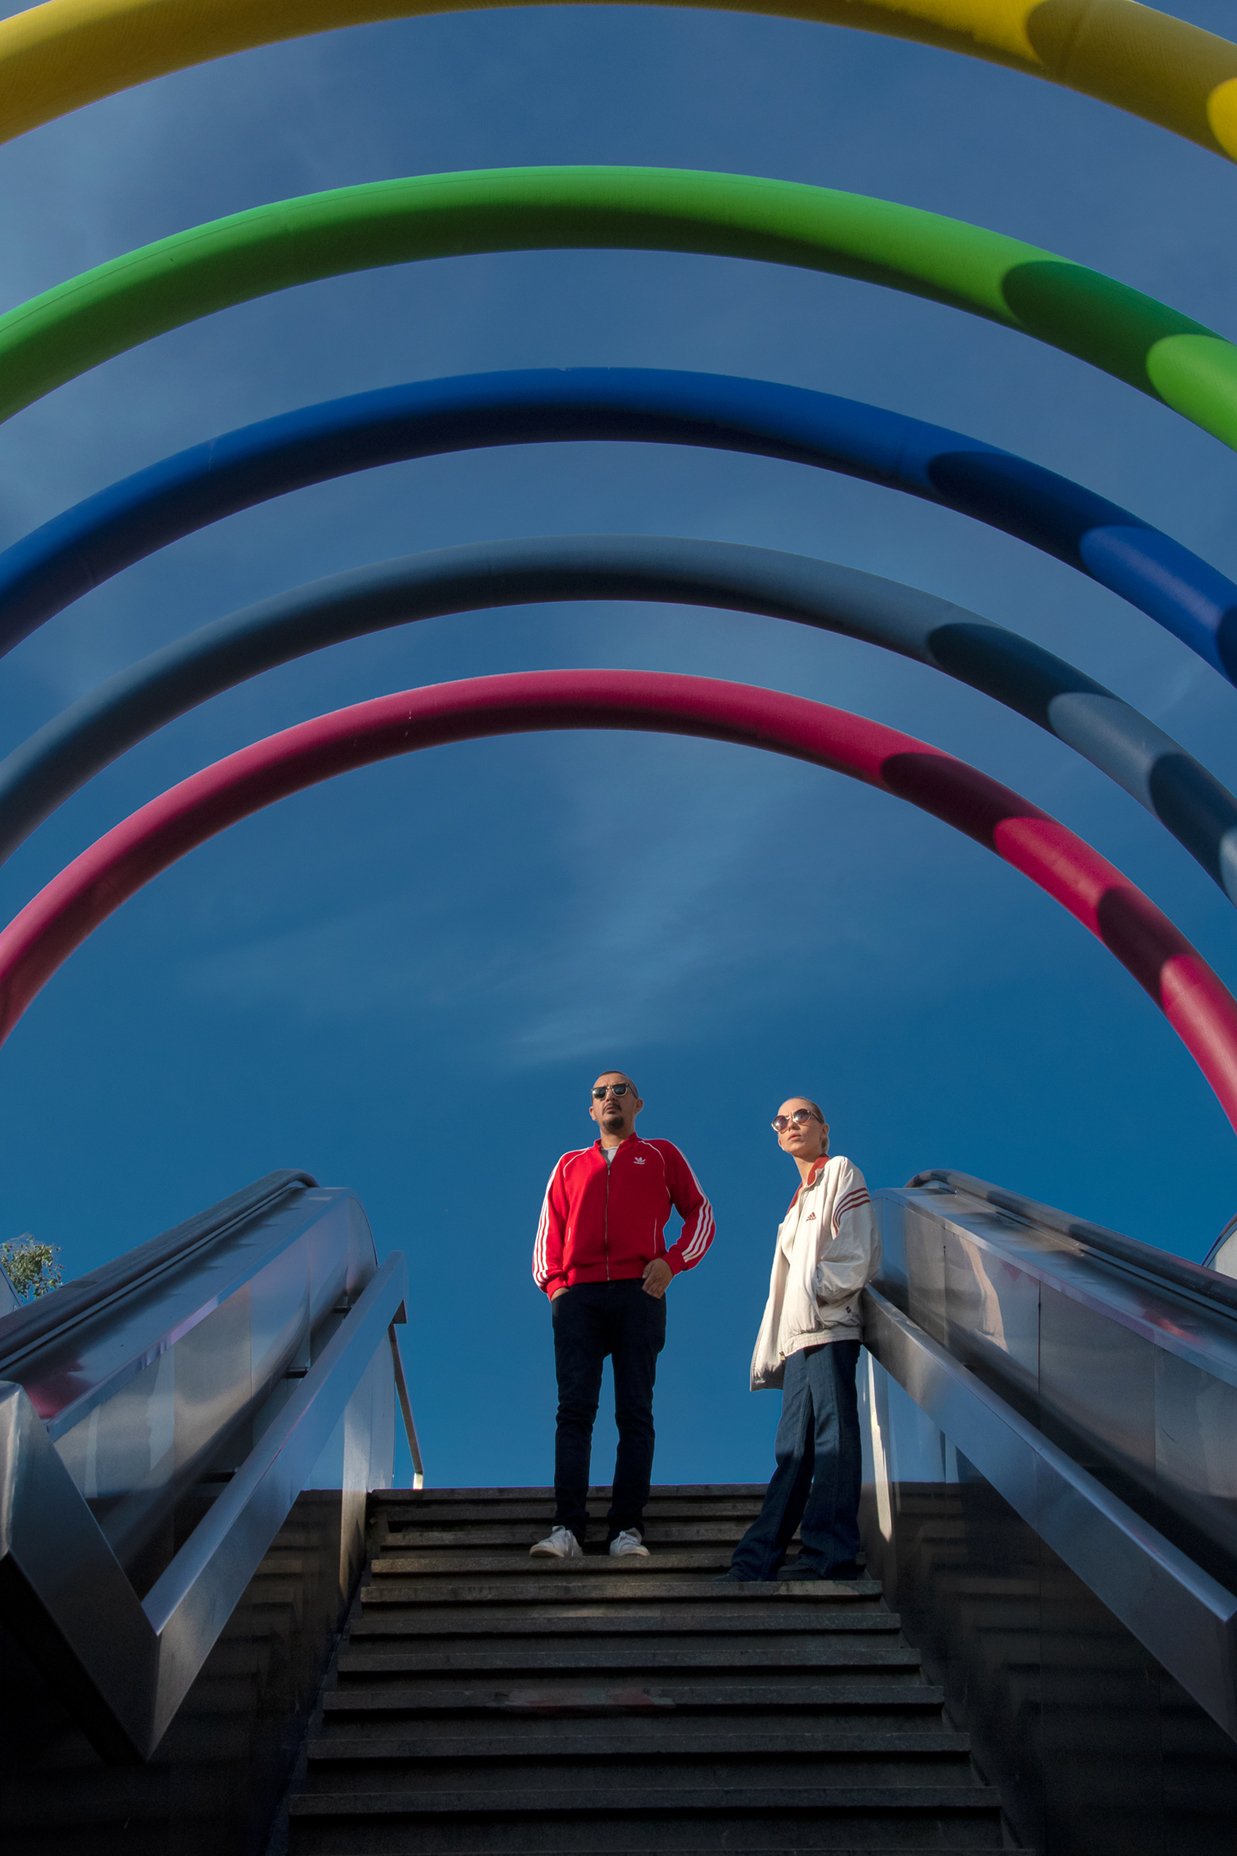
[771,1109,823,1133]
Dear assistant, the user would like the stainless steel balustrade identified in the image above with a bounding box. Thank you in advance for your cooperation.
[0,1173,421,1762]
[911,1166,1237,1319]
[862,1171,1237,1856]
[1207,1209,1237,1279]
[875,1170,1237,1584]
[863,1287,1237,1738]
[0,1170,316,1374]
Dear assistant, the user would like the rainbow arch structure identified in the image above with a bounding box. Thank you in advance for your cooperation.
[0,0,1236,159]
[3,167,1237,447]
[3,669,1236,1129]
[1,0,1237,1838]
[0,0,1229,1135]
[2,537,1235,906]
[3,370,1236,678]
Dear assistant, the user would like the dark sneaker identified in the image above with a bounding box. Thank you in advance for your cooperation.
[778,1557,864,1581]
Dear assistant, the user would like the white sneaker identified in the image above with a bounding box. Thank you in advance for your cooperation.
[609,1528,650,1558]
[529,1526,583,1560]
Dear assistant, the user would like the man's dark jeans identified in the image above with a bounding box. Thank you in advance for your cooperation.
[729,1339,862,1578]
[551,1278,667,1543]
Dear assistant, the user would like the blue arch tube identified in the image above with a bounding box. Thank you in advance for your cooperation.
[3,534,1235,906]
[1,369,1235,682]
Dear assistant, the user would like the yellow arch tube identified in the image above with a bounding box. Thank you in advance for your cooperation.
[0,0,1235,161]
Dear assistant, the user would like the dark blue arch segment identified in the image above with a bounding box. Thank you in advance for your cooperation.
[3,536,1235,907]
[2,368,1236,683]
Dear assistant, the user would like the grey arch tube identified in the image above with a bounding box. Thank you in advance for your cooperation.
[6,535,1235,903]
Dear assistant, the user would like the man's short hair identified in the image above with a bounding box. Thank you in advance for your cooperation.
[596,1068,637,1094]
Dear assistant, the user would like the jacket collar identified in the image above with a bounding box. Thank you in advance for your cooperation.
[594,1133,639,1156]
[787,1153,830,1211]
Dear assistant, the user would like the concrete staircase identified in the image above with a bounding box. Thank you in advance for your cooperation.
[286,1486,1011,1854]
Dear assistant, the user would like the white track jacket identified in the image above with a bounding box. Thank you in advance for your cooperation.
[749,1154,881,1391]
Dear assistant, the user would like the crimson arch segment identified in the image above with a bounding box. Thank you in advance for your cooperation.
[2,170,1236,450]
[3,369,1234,683]
[0,670,1234,1133]
[0,0,1235,163]
[4,537,1237,907]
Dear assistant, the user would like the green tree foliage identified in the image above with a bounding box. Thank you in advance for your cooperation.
[1,1236,64,1301]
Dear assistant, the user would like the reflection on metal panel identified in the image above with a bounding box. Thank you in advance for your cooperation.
[864,1174,1237,1856]
[0,1489,349,1856]
[1207,1212,1237,1280]
[877,1177,1237,1588]
[14,1188,380,1583]
[0,1172,419,1798]
[864,1289,1237,1740]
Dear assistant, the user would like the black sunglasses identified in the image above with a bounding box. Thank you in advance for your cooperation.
[592,1083,633,1099]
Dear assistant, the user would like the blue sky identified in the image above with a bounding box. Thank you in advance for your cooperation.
[0,0,1235,1488]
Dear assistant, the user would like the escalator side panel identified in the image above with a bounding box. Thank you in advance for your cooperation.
[878,1186,1237,1586]
[0,1488,348,1856]
[32,1191,374,1585]
[865,1184,1237,1856]
[861,1359,1237,1856]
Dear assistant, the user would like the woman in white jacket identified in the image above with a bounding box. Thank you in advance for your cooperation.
[719,1097,880,1582]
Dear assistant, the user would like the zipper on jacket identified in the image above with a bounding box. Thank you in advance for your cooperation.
[603,1150,612,1280]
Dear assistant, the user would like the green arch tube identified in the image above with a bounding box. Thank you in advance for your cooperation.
[0,167,1234,449]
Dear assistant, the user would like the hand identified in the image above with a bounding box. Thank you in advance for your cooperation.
[551,1287,569,1301]
[641,1258,672,1298]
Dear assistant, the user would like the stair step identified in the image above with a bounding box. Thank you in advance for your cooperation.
[308,1726,973,1762]
[296,1837,1002,1856]
[372,1485,769,1503]
[291,1782,1003,1816]
[336,1640,922,1674]
[379,1524,752,1547]
[343,1605,899,1639]
[378,1502,769,1528]
[303,1760,984,1798]
[289,1786,1005,1851]
[282,1488,1002,1856]
[324,1678,948,1719]
[370,1550,734,1573]
[359,1576,882,1604]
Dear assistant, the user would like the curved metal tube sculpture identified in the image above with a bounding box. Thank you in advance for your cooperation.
[0,0,1234,162]
[1,169,1234,447]
[2,669,1235,1130]
[3,369,1234,681]
[4,537,1236,906]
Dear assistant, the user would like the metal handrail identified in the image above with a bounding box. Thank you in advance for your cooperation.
[0,1169,318,1372]
[864,1284,1237,1743]
[389,1326,425,1491]
[0,1250,411,1761]
[907,1167,1237,1320]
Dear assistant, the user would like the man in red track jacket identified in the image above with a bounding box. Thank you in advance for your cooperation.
[530,1070,715,1560]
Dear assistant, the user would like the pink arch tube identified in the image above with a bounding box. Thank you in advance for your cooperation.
[3,669,1236,1131]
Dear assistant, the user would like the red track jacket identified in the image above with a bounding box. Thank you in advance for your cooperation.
[533,1134,715,1298]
